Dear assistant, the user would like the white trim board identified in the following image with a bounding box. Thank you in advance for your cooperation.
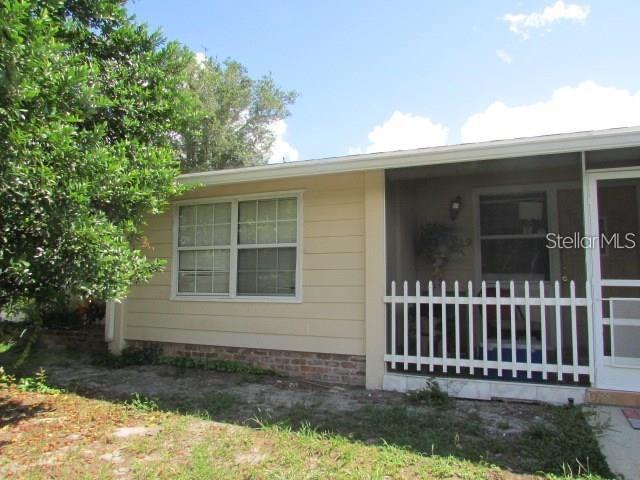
[383,373,586,405]
[179,127,640,187]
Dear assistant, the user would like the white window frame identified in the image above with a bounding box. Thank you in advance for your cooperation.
[170,190,303,303]
[472,182,579,285]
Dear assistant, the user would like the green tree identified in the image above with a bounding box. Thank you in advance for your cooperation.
[0,0,197,310]
[179,54,297,172]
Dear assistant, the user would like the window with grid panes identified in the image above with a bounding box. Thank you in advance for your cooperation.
[177,202,232,295]
[478,192,550,281]
[237,198,297,296]
[175,196,298,298]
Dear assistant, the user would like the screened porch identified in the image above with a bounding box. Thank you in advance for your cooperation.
[384,148,640,387]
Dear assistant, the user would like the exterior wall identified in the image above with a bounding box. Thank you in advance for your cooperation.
[115,170,388,386]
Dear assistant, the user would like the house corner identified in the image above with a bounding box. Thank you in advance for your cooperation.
[364,169,386,389]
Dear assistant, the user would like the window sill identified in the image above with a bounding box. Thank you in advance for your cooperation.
[170,294,302,304]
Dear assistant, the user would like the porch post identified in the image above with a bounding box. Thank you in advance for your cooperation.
[581,152,600,386]
[364,169,386,389]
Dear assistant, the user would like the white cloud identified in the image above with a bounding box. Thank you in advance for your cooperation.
[496,49,513,64]
[461,81,640,143]
[268,120,299,163]
[350,111,448,154]
[503,1,590,39]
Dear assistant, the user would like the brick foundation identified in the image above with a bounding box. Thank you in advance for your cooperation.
[128,340,366,386]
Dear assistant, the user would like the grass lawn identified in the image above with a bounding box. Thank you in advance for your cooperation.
[0,334,614,479]
[0,386,611,479]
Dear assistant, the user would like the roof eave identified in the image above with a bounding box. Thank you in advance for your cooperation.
[178,127,640,186]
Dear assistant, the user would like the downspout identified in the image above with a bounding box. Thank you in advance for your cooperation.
[104,300,115,342]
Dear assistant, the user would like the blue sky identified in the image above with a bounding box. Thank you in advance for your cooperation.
[128,0,640,161]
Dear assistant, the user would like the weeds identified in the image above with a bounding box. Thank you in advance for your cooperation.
[248,400,612,477]
[0,366,16,388]
[158,355,276,376]
[1,367,64,394]
[92,345,277,376]
[93,344,162,368]
[497,420,510,430]
[125,393,159,412]
[170,391,243,419]
[517,405,611,476]
[200,392,241,415]
[406,379,451,407]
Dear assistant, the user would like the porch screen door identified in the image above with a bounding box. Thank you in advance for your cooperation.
[586,169,640,391]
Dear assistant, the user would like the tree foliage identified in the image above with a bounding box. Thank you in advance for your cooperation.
[0,0,196,309]
[179,55,297,172]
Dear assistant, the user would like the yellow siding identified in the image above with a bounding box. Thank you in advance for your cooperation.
[124,171,368,356]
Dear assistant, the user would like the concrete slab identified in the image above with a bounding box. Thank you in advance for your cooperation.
[622,408,640,430]
[383,373,586,404]
[588,405,640,480]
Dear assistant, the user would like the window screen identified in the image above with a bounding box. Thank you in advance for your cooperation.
[176,196,298,297]
[177,202,232,295]
[479,192,550,280]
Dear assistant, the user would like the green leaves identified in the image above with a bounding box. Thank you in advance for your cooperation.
[179,53,297,172]
[0,0,190,311]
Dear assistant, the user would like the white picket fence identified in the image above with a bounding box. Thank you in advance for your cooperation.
[384,280,594,384]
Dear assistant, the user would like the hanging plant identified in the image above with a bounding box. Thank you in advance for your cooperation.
[415,222,469,280]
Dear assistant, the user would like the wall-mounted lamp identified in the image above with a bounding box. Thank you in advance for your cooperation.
[449,195,462,221]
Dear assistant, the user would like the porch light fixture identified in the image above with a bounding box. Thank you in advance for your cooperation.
[449,195,462,221]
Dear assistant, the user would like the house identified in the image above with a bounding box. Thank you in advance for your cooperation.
[105,126,640,405]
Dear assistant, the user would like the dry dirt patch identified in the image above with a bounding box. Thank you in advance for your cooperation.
[42,362,541,436]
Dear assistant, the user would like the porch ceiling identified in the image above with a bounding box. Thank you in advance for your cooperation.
[385,152,581,180]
